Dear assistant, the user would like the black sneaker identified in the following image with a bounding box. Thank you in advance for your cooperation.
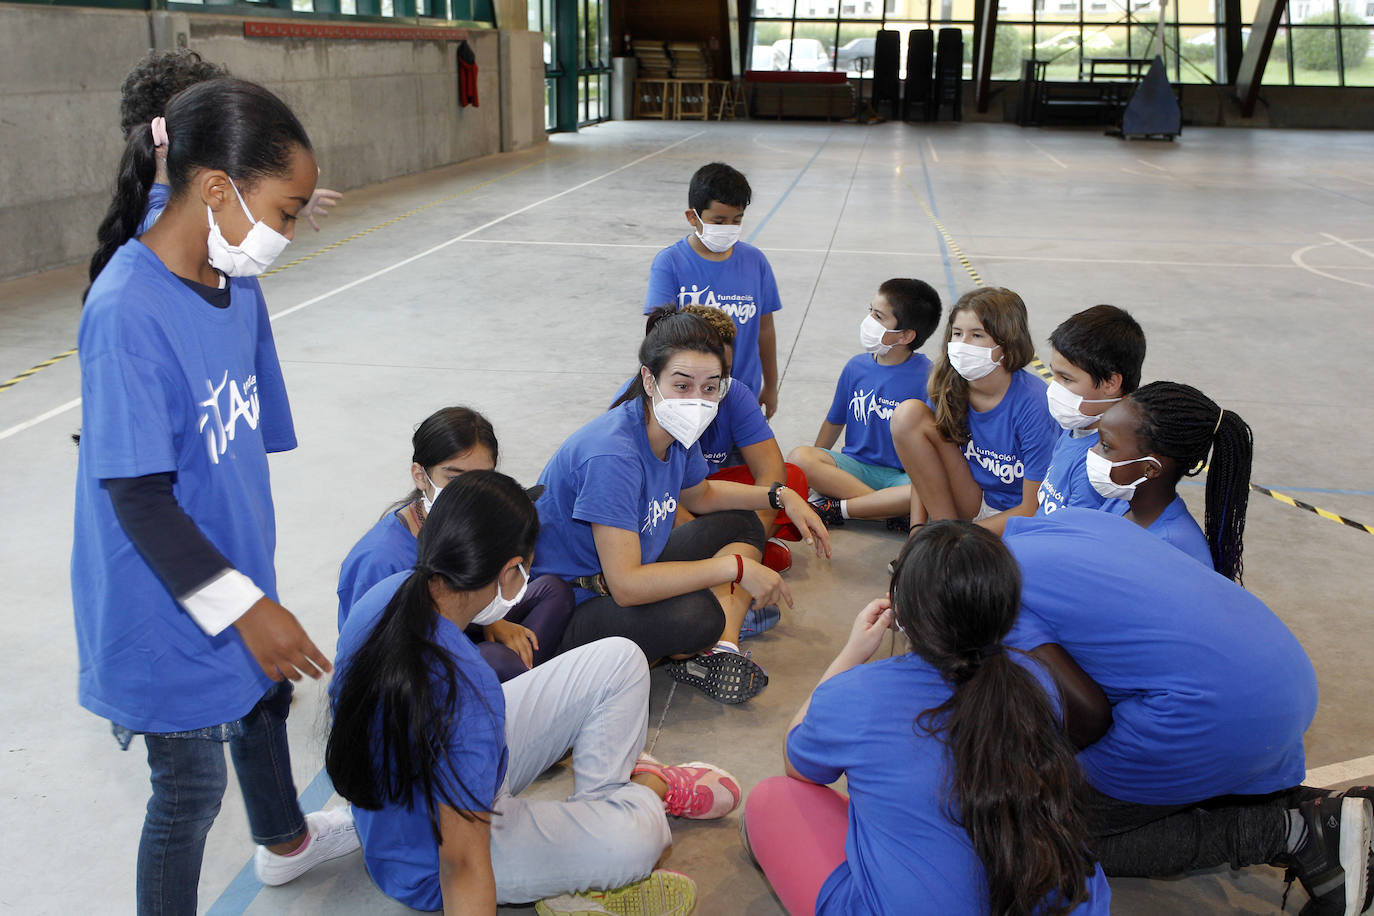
[1280,794,1372,915]
[665,645,768,704]
[808,497,843,527]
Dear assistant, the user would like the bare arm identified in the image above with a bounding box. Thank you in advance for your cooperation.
[680,479,830,557]
[739,438,787,528]
[437,807,496,916]
[976,478,1042,536]
[593,522,786,607]
[758,313,779,419]
[812,420,843,450]
[1027,643,1113,749]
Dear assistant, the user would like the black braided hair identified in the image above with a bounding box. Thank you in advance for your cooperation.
[1128,382,1254,584]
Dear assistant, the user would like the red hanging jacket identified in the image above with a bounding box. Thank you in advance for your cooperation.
[457,40,479,107]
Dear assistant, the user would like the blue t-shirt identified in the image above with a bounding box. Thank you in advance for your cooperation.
[71,239,297,732]
[1106,495,1212,569]
[334,571,507,911]
[964,370,1059,511]
[611,377,774,470]
[825,352,932,470]
[644,238,782,396]
[1036,429,1109,516]
[138,182,171,235]
[337,511,418,630]
[532,397,709,595]
[788,653,1111,916]
[1003,509,1317,805]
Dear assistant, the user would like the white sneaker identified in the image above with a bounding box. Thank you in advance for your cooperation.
[254,806,360,886]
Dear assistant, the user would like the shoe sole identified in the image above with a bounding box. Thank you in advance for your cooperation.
[666,652,768,704]
[535,870,697,916]
[1342,797,1372,916]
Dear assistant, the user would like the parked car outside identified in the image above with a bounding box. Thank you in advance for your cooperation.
[834,37,876,73]
[771,38,831,71]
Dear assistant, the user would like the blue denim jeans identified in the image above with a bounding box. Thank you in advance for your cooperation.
[116,680,306,916]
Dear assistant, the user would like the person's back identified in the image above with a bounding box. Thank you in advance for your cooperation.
[1003,508,1316,805]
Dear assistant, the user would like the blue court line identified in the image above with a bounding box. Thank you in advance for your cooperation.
[204,766,339,916]
[915,137,960,302]
[745,131,833,245]
[1178,480,1374,497]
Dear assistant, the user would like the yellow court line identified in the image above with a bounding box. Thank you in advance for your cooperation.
[896,168,1374,536]
[0,151,565,395]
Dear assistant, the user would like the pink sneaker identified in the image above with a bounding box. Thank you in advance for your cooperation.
[633,753,741,820]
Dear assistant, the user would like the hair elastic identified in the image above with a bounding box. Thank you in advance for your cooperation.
[1213,409,1225,436]
[150,116,169,148]
[977,643,1003,659]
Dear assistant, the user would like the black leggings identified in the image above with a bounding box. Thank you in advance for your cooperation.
[1088,784,1292,877]
[557,510,765,663]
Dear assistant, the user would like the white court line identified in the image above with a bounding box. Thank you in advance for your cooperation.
[1320,232,1374,261]
[927,137,939,163]
[0,132,707,442]
[1136,159,1169,172]
[1307,754,1374,787]
[1292,242,1374,291]
[1027,142,1068,169]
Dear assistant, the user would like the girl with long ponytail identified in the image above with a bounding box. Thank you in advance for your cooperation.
[72,78,354,916]
[327,471,740,915]
[743,521,1110,916]
[1088,381,1253,582]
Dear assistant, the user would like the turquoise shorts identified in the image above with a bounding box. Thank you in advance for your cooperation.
[824,449,911,491]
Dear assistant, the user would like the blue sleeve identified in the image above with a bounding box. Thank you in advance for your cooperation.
[439,675,507,812]
[727,383,774,449]
[138,183,171,235]
[337,549,407,632]
[644,248,679,314]
[785,677,853,785]
[1005,607,1056,652]
[824,360,854,426]
[78,311,181,480]
[756,252,782,315]
[249,284,297,454]
[1016,380,1059,481]
[683,445,709,489]
[572,454,648,532]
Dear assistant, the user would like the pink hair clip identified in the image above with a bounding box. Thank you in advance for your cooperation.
[150,117,169,148]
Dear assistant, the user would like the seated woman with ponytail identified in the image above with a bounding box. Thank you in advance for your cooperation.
[533,307,831,705]
[1088,381,1253,580]
[336,406,574,681]
[328,471,740,916]
[743,522,1110,915]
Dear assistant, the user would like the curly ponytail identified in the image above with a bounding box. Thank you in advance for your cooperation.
[87,123,158,289]
[893,522,1098,916]
[1128,382,1254,584]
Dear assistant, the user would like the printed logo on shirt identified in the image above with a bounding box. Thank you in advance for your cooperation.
[848,388,901,426]
[964,441,1025,485]
[702,449,729,465]
[198,370,260,465]
[677,285,758,324]
[642,492,679,534]
[1038,476,1065,513]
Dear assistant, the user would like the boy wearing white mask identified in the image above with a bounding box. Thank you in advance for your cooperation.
[1036,305,1146,516]
[888,287,1060,535]
[530,309,831,704]
[644,162,784,418]
[788,279,942,528]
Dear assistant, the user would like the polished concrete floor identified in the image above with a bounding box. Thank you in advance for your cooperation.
[3,119,1374,915]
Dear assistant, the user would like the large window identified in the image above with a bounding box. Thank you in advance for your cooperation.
[19,0,497,24]
[536,0,610,131]
[748,0,1373,84]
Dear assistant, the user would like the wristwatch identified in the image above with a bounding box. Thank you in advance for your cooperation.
[767,481,789,510]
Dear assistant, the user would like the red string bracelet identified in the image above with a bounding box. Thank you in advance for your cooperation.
[730,553,743,594]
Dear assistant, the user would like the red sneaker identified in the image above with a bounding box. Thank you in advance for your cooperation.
[762,537,792,572]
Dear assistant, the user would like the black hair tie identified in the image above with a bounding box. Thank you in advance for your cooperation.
[977,643,1003,659]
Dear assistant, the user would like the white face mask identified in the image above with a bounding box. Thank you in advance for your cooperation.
[859,314,896,356]
[1046,380,1120,431]
[648,375,719,449]
[693,211,742,254]
[1085,449,1160,500]
[471,564,529,627]
[421,471,444,516]
[946,341,1002,381]
[206,177,290,277]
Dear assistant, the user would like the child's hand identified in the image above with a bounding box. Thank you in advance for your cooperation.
[780,489,832,559]
[759,385,779,420]
[484,619,537,670]
[839,598,894,667]
[234,597,333,681]
[299,188,343,231]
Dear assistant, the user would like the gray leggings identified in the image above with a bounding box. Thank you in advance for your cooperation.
[556,510,765,663]
[1089,784,1293,876]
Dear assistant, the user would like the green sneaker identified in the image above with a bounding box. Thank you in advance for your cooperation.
[534,869,697,916]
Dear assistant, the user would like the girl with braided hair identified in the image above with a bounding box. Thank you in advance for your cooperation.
[743,521,1110,916]
[1088,381,1253,582]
